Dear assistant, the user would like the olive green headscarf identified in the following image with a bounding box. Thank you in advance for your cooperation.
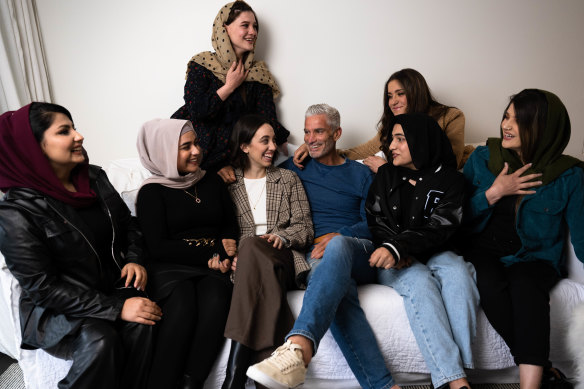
[487,89,584,186]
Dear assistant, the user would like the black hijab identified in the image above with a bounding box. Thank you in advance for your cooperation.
[390,113,457,173]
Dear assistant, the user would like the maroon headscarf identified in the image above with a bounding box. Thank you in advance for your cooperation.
[0,104,96,207]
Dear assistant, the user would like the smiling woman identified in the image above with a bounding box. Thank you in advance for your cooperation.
[461,89,584,389]
[0,103,159,389]
[136,118,239,388]
[222,114,313,389]
[172,1,289,184]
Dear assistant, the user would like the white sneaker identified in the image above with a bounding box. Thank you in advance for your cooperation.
[246,340,306,389]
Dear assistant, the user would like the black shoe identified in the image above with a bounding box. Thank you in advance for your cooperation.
[541,367,574,389]
[221,340,253,389]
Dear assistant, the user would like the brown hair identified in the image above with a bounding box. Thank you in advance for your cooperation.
[225,1,259,31]
[378,68,451,148]
[230,114,278,170]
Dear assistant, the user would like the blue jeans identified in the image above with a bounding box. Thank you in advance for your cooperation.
[287,236,394,389]
[378,251,479,388]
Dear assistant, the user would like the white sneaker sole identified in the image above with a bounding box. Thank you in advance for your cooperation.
[246,365,303,389]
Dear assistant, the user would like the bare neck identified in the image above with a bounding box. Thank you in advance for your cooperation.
[315,150,345,166]
[244,165,267,179]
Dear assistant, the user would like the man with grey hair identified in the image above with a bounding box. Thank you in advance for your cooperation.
[247,104,397,389]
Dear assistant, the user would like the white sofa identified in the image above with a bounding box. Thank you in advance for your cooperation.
[1,155,583,388]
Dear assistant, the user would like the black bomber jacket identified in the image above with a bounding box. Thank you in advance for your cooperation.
[0,165,145,349]
[365,163,464,264]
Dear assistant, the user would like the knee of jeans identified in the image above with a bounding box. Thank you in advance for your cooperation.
[323,236,352,262]
[427,251,462,267]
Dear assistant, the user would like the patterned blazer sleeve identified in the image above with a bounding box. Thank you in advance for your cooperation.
[268,168,314,250]
[228,170,256,242]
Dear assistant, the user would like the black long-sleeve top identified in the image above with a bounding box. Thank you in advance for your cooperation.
[136,173,238,267]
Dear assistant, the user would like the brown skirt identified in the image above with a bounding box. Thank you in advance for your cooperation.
[224,236,296,351]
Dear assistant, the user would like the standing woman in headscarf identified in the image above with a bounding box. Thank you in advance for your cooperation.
[462,89,584,389]
[366,113,479,389]
[136,119,238,389]
[0,103,160,389]
[172,1,289,184]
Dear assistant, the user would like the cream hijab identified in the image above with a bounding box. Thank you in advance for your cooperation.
[137,118,205,189]
[186,1,280,98]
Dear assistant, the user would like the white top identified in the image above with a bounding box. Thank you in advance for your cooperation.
[244,177,267,235]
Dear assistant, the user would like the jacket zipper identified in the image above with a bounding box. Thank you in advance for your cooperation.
[103,204,122,272]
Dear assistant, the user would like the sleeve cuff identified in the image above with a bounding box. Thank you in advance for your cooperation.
[382,242,401,264]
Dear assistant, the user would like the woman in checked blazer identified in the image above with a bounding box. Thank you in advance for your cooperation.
[220,114,313,389]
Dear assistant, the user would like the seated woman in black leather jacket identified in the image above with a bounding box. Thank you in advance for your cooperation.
[0,102,161,389]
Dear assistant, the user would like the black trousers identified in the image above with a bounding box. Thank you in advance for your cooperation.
[45,317,154,389]
[147,275,232,388]
[469,257,559,367]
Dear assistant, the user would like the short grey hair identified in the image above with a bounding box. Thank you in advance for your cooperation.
[305,104,340,130]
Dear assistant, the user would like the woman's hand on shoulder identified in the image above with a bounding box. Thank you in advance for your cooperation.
[485,162,542,205]
[208,254,231,273]
[217,59,248,100]
[120,297,162,325]
[217,165,236,183]
[293,143,309,169]
[121,263,147,290]
[363,156,387,173]
[222,238,237,256]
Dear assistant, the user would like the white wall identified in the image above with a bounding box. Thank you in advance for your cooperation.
[35,0,584,167]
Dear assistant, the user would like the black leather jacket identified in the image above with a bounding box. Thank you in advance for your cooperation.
[0,165,145,349]
[365,163,464,264]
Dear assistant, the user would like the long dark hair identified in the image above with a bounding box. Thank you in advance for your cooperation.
[29,102,74,143]
[230,114,278,170]
[378,68,450,143]
[503,89,548,163]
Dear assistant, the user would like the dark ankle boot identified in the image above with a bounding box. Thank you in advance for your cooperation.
[221,340,253,389]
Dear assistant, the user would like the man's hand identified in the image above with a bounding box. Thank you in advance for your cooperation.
[293,144,309,169]
[310,233,340,259]
[120,297,162,325]
[120,263,147,290]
